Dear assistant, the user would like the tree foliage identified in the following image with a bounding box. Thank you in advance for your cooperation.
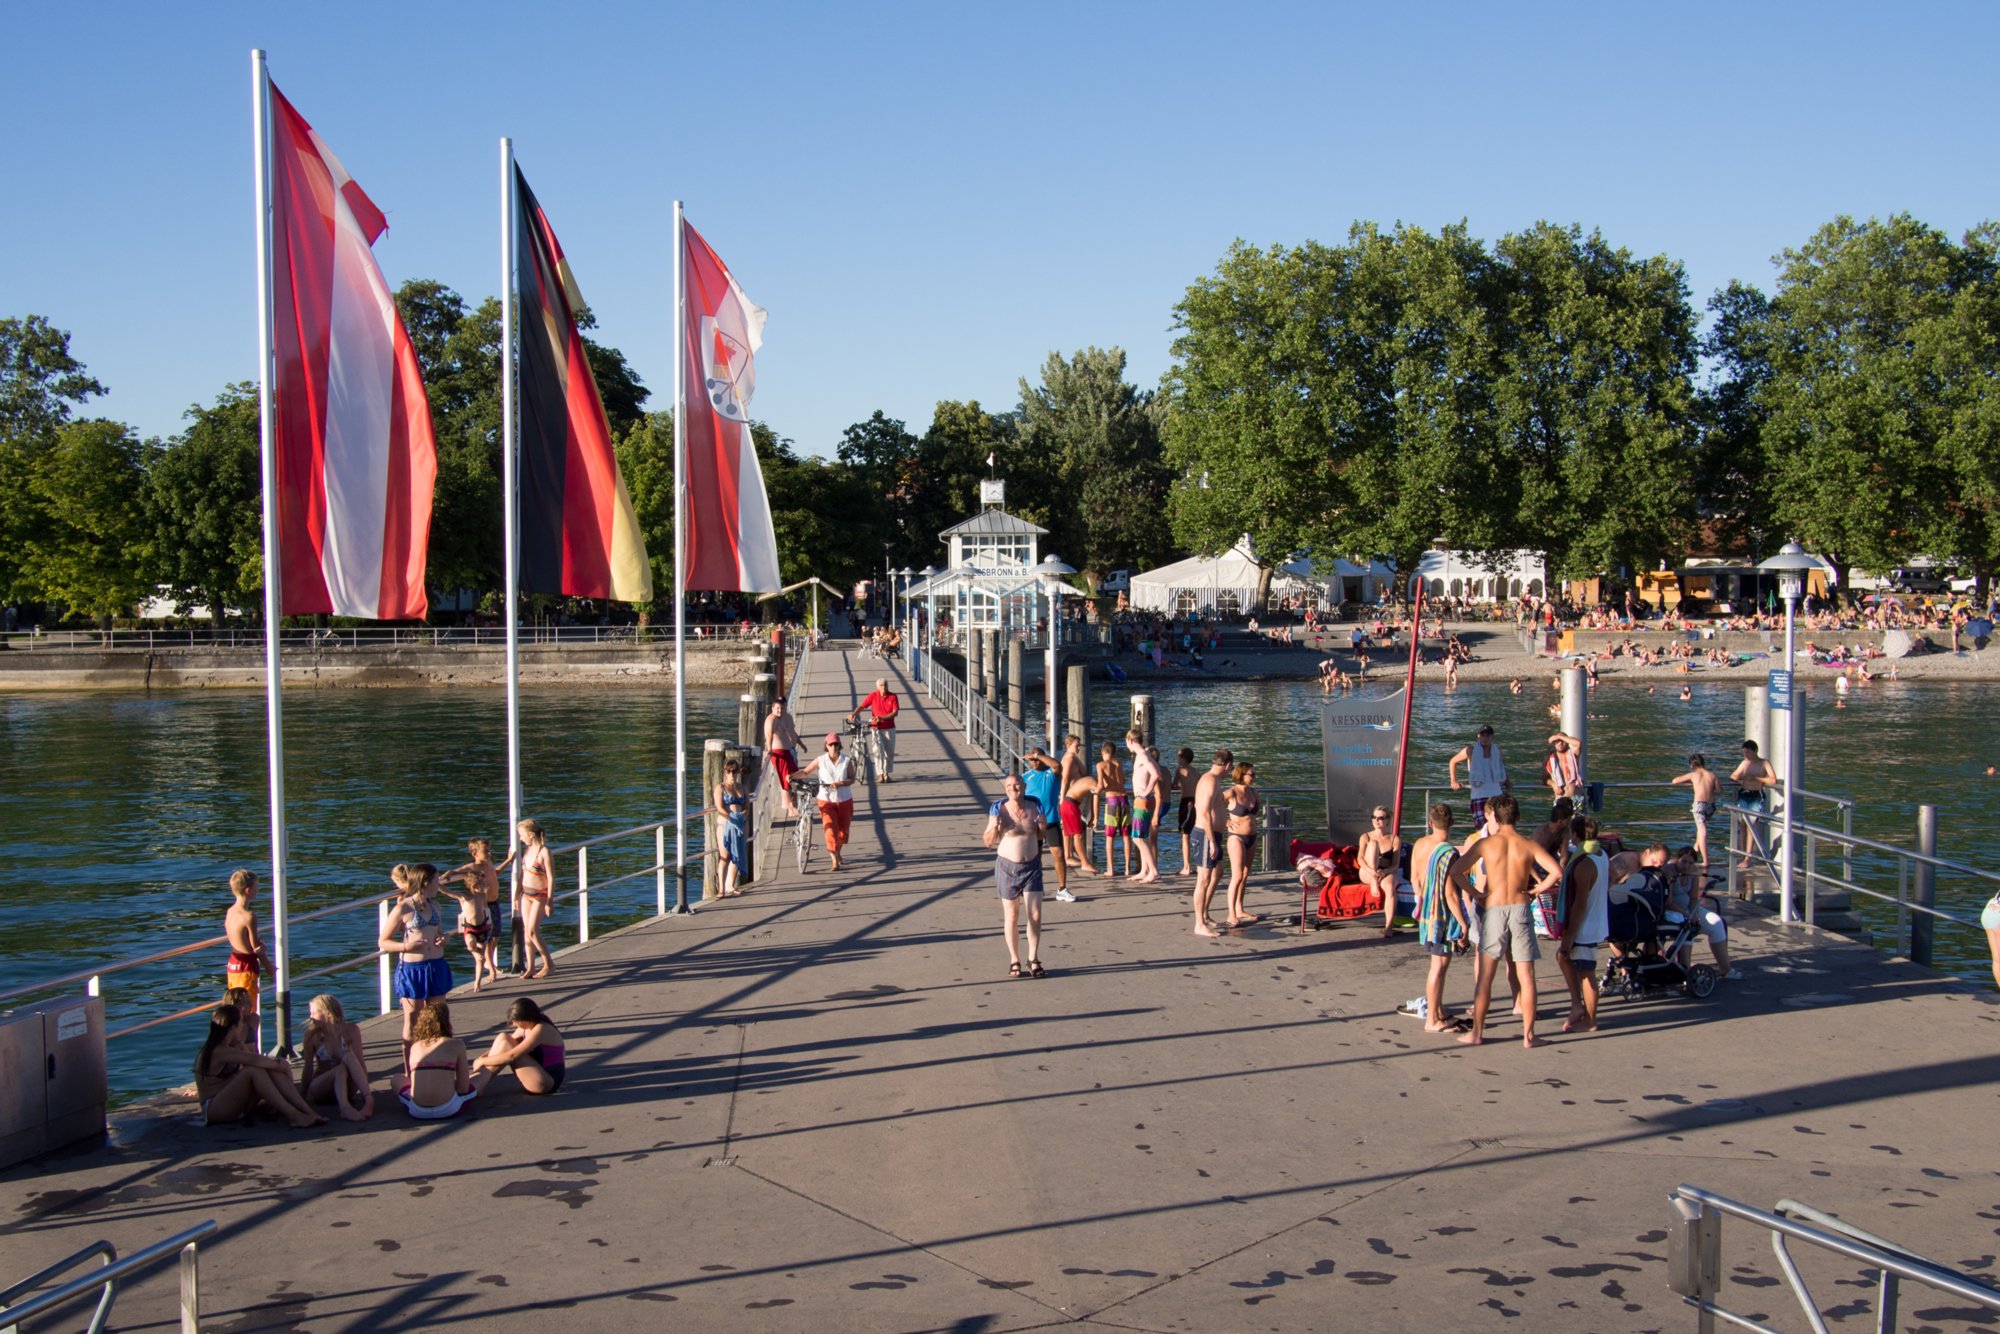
[1015,347,1173,584]
[145,384,263,621]
[1,315,106,599]
[20,419,155,618]
[1752,215,1999,587]
[1162,223,1699,587]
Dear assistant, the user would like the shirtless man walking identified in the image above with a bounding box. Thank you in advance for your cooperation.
[764,698,804,819]
[1448,795,1564,1049]
[1191,748,1233,938]
[1669,753,1722,866]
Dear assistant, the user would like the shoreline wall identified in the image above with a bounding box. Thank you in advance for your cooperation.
[0,640,762,690]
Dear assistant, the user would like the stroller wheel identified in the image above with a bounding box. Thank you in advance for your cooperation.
[1686,963,1719,999]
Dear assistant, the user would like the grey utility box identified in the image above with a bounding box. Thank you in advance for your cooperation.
[0,995,107,1170]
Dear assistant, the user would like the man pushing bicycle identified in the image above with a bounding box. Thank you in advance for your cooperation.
[846,677,900,783]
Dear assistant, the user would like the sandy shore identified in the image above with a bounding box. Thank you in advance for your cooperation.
[1079,623,2000,685]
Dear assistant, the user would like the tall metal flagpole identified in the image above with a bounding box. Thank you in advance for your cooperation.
[249,49,293,1056]
[672,200,688,891]
[500,138,524,968]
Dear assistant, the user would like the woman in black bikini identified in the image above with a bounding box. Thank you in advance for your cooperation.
[1222,762,1262,927]
[1357,805,1404,937]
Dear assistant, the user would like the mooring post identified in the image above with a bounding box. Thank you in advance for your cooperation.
[1912,803,1937,967]
[1007,638,1024,726]
[1066,664,1091,749]
[1131,694,1154,748]
[966,629,983,697]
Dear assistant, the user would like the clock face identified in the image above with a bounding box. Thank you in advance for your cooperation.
[980,480,1006,504]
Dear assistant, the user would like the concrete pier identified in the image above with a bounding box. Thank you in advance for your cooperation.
[4,642,1998,1332]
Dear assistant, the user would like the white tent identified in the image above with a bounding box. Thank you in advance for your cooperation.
[1129,539,1266,614]
[1130,539,1394,613]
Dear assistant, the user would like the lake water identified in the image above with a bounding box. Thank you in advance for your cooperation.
[4,675,1994,1100]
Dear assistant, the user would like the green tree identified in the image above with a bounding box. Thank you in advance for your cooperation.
[910,400,1008,560]
[19,419,155,619]
[1,315,106,598]
[614,409,676,619]
[835,410,922,566]
[1483,222,1699,582]
[1015,347,1173,585]
[1163,239,1360,575]
[1755,215,1981,588]
[755,423,880,594]
[145,384,263,622]
[1694,281,1778,558]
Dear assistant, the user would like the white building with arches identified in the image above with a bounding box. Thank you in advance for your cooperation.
[1409,549,1547,603]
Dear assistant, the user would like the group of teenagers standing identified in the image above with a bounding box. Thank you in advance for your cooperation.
[203,820,571,1128]
[981,735,1268,975]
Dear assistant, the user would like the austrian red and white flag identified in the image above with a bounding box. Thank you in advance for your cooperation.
[266,80,436,619]
[680,220,780,592]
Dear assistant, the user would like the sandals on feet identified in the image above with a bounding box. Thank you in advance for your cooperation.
[1029,960,1046,979]
[1008,962,1023,979]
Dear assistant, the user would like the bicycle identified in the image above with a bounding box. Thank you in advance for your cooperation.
[845,715,880,784]
[788,775,820,873]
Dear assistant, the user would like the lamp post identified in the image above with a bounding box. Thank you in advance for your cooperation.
[1758,541,1817,924]
[895,567,913,665]
[1038,554,1076,752]
[921,565,939,686]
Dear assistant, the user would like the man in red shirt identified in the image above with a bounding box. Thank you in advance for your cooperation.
[847,677,901,781]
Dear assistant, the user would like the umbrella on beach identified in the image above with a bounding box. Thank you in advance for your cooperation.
[1967,617,1994,639]
[1881,628,1915,658]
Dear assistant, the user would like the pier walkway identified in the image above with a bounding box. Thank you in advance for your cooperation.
[6,644,2000,1332]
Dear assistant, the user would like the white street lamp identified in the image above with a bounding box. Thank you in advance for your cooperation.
[895,567,913,664]
[1758,540,1818,924]
[1038,554,1076,752]
[919,566,938,685]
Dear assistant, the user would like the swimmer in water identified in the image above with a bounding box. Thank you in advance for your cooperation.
[1509,678,1522,695]
[1680,685,1692,701]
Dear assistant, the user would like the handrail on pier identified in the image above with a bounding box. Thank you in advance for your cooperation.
[0,1219,217,1334]
[1667,1184,2000,1333]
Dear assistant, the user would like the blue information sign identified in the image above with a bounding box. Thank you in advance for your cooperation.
[1768,668,1793,709]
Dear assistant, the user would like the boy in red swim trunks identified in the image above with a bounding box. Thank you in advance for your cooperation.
[223,869,267,1040]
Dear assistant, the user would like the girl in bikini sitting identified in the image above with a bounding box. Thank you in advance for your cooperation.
[300,993,374,1121]
[473,998,566,1096]
[400,1001,475,1120]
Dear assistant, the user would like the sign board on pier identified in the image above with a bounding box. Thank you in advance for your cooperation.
[1768,668,1793,710]
[1320,690,1405,845]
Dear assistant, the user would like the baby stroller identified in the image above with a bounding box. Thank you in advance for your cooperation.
[1598,873,1719,1001]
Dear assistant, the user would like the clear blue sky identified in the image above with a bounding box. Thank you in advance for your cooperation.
[5,2,1996,458]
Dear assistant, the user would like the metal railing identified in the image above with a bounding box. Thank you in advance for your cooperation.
[1667,1184,2000,1333]
[0,817,700,1047]
[0,1219,216,1334]
[0,624,775,652]
[921,646,1033,776]
[1717,803,1996,965]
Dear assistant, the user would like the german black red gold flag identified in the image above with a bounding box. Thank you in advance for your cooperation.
[513,164,651,601]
